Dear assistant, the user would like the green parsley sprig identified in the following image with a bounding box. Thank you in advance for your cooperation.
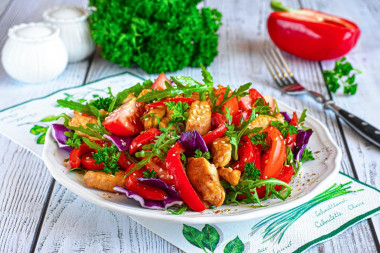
[93,145,121,175]
[194,149,211,159]
[323,57,361,95]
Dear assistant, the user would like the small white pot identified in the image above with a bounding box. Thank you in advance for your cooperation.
[1,22,68,83]
[43,6,96,63]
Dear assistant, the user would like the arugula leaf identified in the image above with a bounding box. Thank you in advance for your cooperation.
[92,145,120,175]
[82,137,103,150]
[137,76,211,103]
[126,133,179,177]
[56,100,93,115]
[201,64,213,85]
[142,169,158,179]
[298,109,307,124]
[194,149,211,159]
[168,205,188,215]
[212,83,251,113]
[323,57,361,95]
[64,132,82,149]
[301,148,315,163]
[108,83,144,112]
[242,162,261,181]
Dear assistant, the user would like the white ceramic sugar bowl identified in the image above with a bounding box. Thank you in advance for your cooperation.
[1,22,68,83]
[43,6,96,62]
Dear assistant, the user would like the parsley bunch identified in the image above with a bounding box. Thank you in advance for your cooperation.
[93,145,121,175]
[323,57,361,95]
[165,101,190,123]
[88,0,222,74]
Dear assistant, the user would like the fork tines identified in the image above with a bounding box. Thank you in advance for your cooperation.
[262,48,298,87]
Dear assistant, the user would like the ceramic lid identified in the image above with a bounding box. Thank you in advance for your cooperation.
[8,22,60,42]
[43,6,90,24]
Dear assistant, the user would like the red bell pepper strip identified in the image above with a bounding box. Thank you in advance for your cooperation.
[117,151,134,170]
[267,1,360,61]
[231,136,261,172]
[274,165,295,191]
[203,124,228,145]
[285,112,299,148]
[166,142,206,212]
[129,128,161,154]
[69,143,93,168]
[124,164,168,201]
[145,97,195,109]
[260,126,286,179]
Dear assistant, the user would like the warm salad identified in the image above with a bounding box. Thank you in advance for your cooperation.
[52,67,314,213]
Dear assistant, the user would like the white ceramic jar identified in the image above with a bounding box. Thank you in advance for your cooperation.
[43,6,96,62]
[1,22,68,83]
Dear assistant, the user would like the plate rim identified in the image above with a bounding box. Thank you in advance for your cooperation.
[42,100,342,224]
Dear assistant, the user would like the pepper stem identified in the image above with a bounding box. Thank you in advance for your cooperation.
[270,1,296,12]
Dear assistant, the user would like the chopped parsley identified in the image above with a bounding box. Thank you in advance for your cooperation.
[194,149,211,159]
[165,101,190,123]
[271,120,298,138]
[241,162,261,181]
[323,57,361,95]
[64,131,82,149]
[92,145,121,175]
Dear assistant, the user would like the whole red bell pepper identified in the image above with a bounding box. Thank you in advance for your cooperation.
[267,1,360,61]
[124,164,168,201]
[145,97,195,109]
[166,142,206,212]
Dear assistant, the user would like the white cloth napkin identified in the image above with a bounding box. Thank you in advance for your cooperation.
[0,72,379,253]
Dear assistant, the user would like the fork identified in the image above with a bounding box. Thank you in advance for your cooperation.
[262,48,380,148]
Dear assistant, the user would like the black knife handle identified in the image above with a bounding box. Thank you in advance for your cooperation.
[325,103,380,148]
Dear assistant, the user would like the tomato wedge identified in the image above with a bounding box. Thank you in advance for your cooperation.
[117,151,134,170]
[239,96,253,111]
[81,153,104,170]
[249,88,266,104]
[215,87,239,115]
[129,128,161,154]
[103,96,144,136]
[151,73,171,90]
[125,164,168,201]
[166,142,206,212]
[260,126,286,179]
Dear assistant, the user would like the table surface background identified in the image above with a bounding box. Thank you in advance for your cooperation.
[0,0,379,252]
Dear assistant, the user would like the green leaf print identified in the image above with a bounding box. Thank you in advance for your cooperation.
[182,225,206,251]
[224,236,244,253]
[202,224,220,252]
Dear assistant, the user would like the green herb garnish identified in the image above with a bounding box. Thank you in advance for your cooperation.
[92,145,121,175]
[323,57,361,95]
[194,149,211,159]
[142,169,159,179]
[88,0,222,74]
[168,205,188,215]
[241,162,261,181]
[300,148,315,163]
[64,132,82,149]
[165,101,190,123]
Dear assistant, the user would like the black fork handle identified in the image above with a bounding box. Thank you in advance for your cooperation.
[325,103,380,148]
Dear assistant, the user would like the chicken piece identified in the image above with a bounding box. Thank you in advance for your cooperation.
[248,113,284,130]
[142,105,166,130]
[210,137,232,168]
[185,101,212,135]
[159,107,173,128]
[217,167,241,186]
[186,157,225,207]
[68,111,99,140]
[83,171,125,193]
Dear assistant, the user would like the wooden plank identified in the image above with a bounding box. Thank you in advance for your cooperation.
[301,0,380,243]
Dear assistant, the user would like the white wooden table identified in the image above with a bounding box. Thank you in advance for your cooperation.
[0,0,379,252]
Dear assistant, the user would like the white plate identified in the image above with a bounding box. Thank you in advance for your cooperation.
[42,101,341,224]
